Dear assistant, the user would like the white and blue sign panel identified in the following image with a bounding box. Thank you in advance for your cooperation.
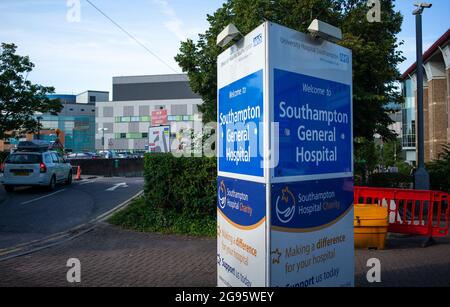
[274,69,352,177]
[218,70,264,177]
[268,23,354,287]
[271,177,353,230]
[270,177,354,287]
[217,23,267,287]
[217,22,354,288]
[217,177,267,287]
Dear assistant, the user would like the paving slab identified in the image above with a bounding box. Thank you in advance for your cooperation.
[0,224,449,287]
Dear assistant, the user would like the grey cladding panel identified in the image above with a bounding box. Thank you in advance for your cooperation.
[103,107,114,117]
[129,122,140,133]
[103,123,114,132]
[139,105,150,116]
[171,104,188,116]
[95,139,103,150]
[124,106,135,117]
[133,139,147,150]
[112,139,129,150]
[113,81,200,101]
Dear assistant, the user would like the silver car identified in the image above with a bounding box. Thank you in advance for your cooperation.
[1,151,73,192]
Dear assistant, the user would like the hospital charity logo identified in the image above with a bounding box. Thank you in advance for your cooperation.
[275,187,296,224]
[218,180,227,210]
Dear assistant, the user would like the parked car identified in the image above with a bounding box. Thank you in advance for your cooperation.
[117,153,129,159]
[67,152,99,160]
[98,150,117,159]
[0,141,73,192]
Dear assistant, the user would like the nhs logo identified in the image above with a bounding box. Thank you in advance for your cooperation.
[253,33,263,47]
[339,53,350,64]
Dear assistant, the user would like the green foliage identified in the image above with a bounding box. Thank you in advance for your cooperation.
[355,138,379,174]
[143,153,217,216]
[110,154,218,236]
[0,151,8,163]
[427,144,450,193]
[368,172,413,188]
[0,43,62,139]
[377,139,403,168]
[355,137,411,186]
[175,0,404,140]
[108,197,216,237]
[394,161,413,176]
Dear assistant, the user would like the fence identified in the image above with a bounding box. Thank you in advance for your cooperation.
[354,187,450,239]
[69,158,144,177]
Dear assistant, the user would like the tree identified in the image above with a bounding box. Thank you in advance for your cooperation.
[175,0,404,141]
[355,137,379,173]
[427,144,450,192]
[0,43,62,139]
[377,138,402,168]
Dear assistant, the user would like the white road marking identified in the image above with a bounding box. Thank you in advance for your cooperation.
[21,189,67,205]
[78,179,99,186]
[106,183,128,191]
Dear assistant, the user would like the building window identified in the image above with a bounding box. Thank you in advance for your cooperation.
[126,133,139,139]
[114,116,153,123]
[115,133,149,140]
[168,115,193,122]
[89,96,96,103]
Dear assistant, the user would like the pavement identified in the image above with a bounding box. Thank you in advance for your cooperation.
[0,177,144,251]
[0,223,449,287]
[0,175,448,287]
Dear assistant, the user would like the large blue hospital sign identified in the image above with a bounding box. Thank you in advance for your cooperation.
[217,22,354,288]
[218,70,264,177]
[274,69,352,177]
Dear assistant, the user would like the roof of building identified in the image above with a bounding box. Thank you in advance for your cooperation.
[113,74,188,85]
[77,90,110,95]
[400,28,450,80]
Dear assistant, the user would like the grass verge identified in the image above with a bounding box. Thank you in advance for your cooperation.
[108,197,216,237]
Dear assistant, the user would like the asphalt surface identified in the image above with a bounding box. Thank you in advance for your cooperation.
[0,176,144,250]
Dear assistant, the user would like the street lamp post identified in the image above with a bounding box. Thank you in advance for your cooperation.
[413,2,432,190]
[98,128,109,151]
[36,116,43,140]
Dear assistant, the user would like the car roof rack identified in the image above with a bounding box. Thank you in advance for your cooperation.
[16,140,51,153]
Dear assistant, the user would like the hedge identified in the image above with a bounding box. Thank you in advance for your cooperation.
[368,172,413,189]
[143,153,217,217]
[109,153,218,236]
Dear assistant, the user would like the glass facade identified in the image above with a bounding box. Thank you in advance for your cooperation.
[38,115,95,152]
[401,79,416,149]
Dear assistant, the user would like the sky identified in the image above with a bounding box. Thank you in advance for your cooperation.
[0,0,449,97]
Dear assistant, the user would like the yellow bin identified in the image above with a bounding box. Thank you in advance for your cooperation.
[354,204,389,250]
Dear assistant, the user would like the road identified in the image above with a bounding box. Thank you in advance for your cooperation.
[0,177,144,251]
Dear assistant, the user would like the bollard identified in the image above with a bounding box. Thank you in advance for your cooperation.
[75,166,82,181]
